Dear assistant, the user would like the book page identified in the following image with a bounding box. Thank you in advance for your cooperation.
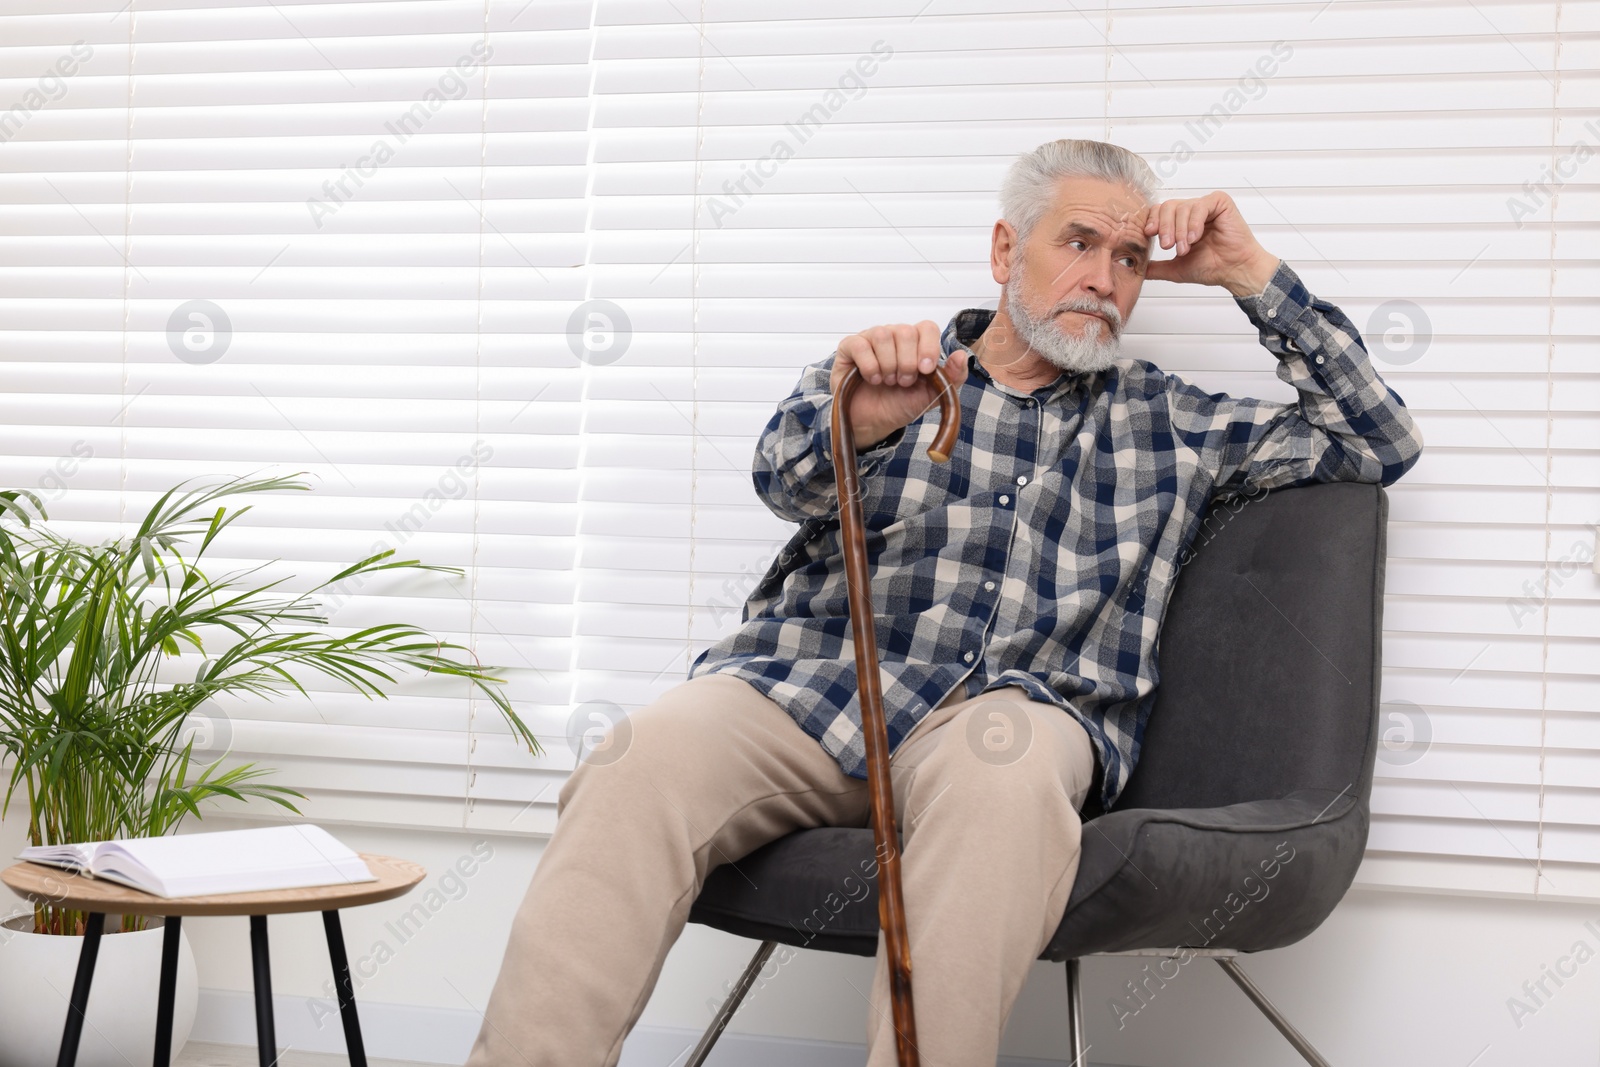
[99,825,374,895]
[16,841,100,870]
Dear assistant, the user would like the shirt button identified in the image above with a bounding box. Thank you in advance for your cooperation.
[1266,306,1277,317]
[1315,355,1325,364]
[1016,475,1027,486]
[999,494,1010,505]
[984,581,996,591]
[963,651,975,663]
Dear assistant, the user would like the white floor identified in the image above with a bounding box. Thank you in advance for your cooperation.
[176,1029,1108,1067]
[175,1042,448,1067]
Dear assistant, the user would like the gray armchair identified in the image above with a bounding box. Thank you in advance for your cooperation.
[685,480,1389,1066]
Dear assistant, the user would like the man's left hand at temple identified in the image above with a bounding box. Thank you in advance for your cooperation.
[1140,189,1283,299]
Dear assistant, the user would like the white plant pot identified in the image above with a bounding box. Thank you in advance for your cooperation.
[0,912,197,1067]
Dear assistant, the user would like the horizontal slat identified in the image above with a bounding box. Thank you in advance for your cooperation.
[1354,852,1552,900]
[1368,814,1541,862]
[1370,779,1540,823]
[214,788,474,834]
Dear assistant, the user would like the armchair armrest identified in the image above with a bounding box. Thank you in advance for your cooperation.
[1044,789,1368,961]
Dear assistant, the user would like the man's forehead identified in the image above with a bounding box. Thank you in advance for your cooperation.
[1049,195,1148,221]
[1043,198,1153,247]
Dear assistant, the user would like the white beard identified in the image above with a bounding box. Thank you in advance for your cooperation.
[1003,271,1123,375]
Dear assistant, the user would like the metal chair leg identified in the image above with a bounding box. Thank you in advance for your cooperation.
[250,915,278,1067]
[322,910,369,1067]
[1064,957,1090,1066]
[1215,957,1332,1067]
[153,916,182,1067]
[56,911,105,1067]
[684,940,776,1067]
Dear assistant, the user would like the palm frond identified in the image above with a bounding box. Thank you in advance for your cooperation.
[0,472,542,932]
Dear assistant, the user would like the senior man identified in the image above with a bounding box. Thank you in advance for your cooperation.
[465,138,1423,1067]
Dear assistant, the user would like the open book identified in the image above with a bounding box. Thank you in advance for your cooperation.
[16,823,376,899]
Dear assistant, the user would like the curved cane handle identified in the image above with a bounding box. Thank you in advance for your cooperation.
[833,363,961,466]
[827,360,960,1067]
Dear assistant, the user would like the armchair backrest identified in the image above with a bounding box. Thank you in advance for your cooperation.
[1105,481,1388,815]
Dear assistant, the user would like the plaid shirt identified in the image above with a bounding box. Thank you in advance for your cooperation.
[688,258,1422,816]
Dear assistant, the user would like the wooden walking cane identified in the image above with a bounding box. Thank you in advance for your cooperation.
[829,358,961,1067]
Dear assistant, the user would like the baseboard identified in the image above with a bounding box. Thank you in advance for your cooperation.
[191,987,1114,1066]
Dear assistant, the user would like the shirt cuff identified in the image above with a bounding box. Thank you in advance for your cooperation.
[1233,257,1301,315]
[808,393,904,475]
[1232,258,1320,353]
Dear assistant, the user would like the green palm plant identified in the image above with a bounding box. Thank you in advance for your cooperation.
[0,472,541,936]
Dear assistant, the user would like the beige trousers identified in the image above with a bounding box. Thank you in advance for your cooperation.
[464,671,1097,1067]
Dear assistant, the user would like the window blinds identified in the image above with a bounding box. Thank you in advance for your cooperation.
[0,0,586,837]
[1,0,1593,900]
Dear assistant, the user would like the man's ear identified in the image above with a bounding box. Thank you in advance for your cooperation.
[991,219,1018,286]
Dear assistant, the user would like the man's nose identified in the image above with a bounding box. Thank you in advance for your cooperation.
[1082,251,1117,297]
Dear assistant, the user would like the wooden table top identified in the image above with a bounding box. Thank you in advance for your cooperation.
[0,852,425,917]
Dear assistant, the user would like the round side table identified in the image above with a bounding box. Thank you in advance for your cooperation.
[2,851,425,1067]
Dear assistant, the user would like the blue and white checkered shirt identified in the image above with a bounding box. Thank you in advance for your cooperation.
[688,259,1422,816]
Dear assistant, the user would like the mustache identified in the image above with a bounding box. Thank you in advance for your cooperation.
[1050,299,1121,332]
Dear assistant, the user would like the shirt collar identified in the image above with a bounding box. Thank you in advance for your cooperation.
[940,307,1098,403]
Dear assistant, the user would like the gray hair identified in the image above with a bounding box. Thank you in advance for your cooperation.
[999,139,1162,251]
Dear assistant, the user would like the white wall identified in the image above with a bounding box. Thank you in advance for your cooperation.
[10,811,1593,1067]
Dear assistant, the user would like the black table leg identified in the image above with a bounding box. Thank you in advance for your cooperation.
[250,915,278,1067]
[153,916,182,1067]
[322,910,369,1067]
[56,911,104,1067]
